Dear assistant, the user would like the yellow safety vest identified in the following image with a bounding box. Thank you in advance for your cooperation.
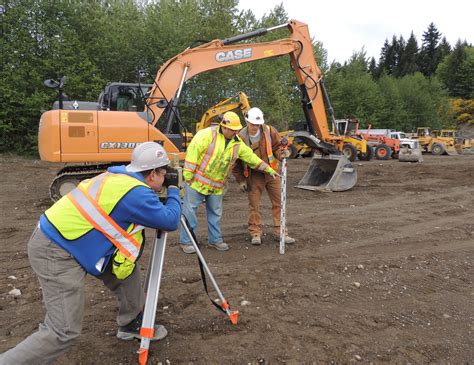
[183,126,271,195]
[45,173,148,263]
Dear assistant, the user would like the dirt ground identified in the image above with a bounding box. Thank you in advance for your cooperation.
[1,152,473,364]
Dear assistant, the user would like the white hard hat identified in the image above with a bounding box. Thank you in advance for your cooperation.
[245,107,264,125]
[126,142,170,172]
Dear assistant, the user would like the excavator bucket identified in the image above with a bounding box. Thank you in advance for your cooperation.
[446,145,459,156]
[290,132,357,192]
[399,145,423,163]
[296,154,357,192]
[454,143,464,155]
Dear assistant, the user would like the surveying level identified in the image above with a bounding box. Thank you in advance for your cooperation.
[137,216,238,364]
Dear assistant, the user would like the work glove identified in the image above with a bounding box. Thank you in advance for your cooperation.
[281,148,291,159]
[266,167,280,179]
[112,250,136,280]
[163,166,181,188]
[239,181,248,193]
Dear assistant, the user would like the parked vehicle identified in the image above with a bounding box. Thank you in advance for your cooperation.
[414,127,459,155]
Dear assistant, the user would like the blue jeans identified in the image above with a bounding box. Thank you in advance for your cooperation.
[179,184,224,245]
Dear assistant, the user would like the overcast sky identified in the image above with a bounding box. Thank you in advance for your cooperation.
[237,0,473,64]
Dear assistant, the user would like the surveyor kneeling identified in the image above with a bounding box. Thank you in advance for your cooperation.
[0,142,181,365]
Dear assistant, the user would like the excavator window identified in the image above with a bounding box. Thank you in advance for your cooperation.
[337,121,348,135]
[105,84,150,112]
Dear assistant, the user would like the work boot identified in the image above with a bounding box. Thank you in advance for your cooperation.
[180,244,196,254]
[208,242,229,251]
[251,235,261,245]
[274,235,296,244]
[117,313,168,341]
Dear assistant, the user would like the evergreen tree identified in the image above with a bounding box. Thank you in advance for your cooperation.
[377,39,391,77]
[378,37,398,75]
[437,41,474,98]
[368,57,377,78]
[438,36,452,60]
[399,32,419,76]
[418,22,442,76]
[392,35,406,77]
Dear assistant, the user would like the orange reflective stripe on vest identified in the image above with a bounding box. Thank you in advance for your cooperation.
[263,125,277,170]
[196,126,218,175]
[244,125,275,177]
[183,160,197,173]
[67,177,141,262]
[194,170,225,189]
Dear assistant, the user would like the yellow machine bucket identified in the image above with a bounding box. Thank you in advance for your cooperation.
[453,143,464,155]
[290,132,357,192]
[446,144,459,156]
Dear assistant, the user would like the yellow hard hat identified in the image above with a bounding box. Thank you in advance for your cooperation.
[220,111,243,131]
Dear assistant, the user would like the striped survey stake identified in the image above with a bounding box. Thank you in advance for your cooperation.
[279,155,287,255]
[138,230,168,365]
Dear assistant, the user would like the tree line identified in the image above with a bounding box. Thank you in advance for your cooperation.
[0,0,472,154]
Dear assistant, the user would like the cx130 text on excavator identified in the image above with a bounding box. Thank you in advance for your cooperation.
[39,19,357,200]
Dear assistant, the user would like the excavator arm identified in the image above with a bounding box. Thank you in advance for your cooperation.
[146,20,337,151]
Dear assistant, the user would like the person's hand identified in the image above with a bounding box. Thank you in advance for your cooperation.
[239,181,248,192]
[163,166,181,188]
[281,148,291,159]
[269,169,281,179]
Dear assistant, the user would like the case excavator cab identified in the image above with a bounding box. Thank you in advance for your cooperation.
[290,132,357,192]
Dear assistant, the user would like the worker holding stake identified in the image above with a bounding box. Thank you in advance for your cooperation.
[0,142,181,365]
[179,111,278,254]
[232,107,295,245]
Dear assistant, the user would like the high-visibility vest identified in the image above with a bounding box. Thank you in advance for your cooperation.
[45,173,147,263]
[184,126,270,195]
[188,126,240,189]
[244,124,278,177]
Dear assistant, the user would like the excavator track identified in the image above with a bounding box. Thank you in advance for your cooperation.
[49,164,118,202]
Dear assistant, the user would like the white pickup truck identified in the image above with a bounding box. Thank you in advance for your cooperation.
[388,131,418,148]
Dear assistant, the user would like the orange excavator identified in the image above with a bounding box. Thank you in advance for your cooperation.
[39,19,356,200]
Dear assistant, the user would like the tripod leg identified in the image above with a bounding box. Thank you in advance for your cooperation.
[180,216,238,324]
[138,231,168,365]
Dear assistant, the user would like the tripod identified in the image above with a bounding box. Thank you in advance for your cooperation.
[137,216,238,365]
